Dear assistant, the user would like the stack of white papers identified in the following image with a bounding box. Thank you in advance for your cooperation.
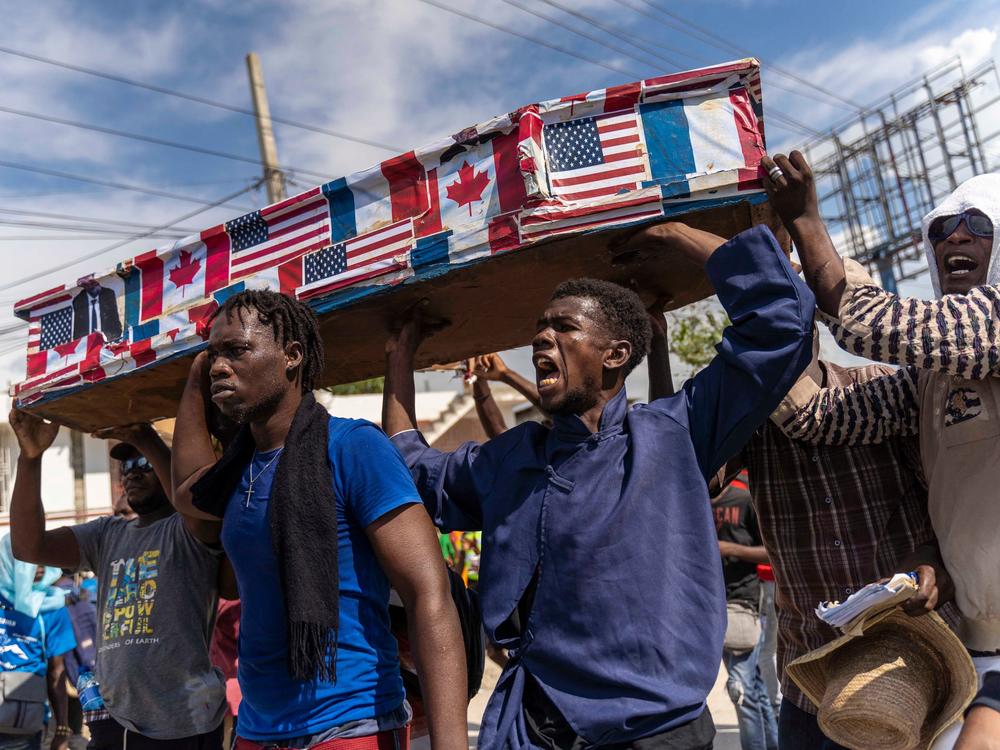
[816,573,918,629]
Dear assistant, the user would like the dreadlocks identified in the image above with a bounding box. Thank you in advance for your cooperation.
[209,290,325,392]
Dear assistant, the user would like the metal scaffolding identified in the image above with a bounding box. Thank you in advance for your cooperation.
[797,57,1000,290]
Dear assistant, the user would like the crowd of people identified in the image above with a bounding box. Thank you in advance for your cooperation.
[0,149,996,750]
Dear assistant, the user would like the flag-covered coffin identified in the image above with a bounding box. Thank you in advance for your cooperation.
[14,58,780,430]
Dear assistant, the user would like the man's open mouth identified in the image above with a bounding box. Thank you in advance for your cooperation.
[945,253,979,277]
[534,355,561,388]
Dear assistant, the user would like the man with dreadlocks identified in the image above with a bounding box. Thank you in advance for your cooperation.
[171,290,467,750]
[383,220,816,750]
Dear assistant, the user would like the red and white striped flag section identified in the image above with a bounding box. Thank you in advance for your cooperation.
[519,187,664,243]
[203,187,331,288]
[543,111,649,201]
[296,219,414,301]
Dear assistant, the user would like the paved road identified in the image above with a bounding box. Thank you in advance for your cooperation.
[415,660,743,749]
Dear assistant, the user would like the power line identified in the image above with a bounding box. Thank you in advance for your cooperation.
[0,218,188,238]
[0,207,203,234]
[498,0,677,71]
[0,181,261,293]
[0,104,335,182]
[0,176,257,201]
[532,0,689,69]
[0,159,257,212]
[0,45,403,153]
[498,0,818,136]
[619,0,863,111]
[0,234,190,240]
[413,0,644,79]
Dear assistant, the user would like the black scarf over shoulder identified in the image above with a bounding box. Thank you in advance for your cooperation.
[192,393,339,683]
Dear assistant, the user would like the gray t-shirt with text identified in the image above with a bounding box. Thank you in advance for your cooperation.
[72,513,226,739]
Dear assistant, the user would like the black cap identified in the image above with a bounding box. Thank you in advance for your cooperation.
[109,442,140,461]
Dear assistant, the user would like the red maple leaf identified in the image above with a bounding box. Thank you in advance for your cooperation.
[54,339,79,359]
[168,250,201,297]
[445,161,491,216]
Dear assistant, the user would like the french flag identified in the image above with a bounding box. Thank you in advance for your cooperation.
[638,83,765,197]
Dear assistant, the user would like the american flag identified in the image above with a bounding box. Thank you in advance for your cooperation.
[32,306,73,351]
[297,219,414,300]
[543,111,649,201]
[226,188,330,280]
[520,187,664,242]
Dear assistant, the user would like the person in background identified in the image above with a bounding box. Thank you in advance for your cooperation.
[0,535,76,750]
[8,415,227,750]
[53,572,97,739]
[467,353,544,439]
[755,564,781,717]
[209,600,241,749]
[712,473,777,750]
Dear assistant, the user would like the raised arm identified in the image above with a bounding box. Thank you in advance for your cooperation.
[470,373,508,439]
[383,318,493,532]
[764,151,1000,380]
[171,352,224,521]
[637,223,815,478]
[824,258,1000,380]
[471,353,543,412]
[762,151,845,316]
[646,306,675,401]
[771,364,920,446]
[8,409,80,569]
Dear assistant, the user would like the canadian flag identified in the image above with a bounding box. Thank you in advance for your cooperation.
[25,333,103,386]
[133,236,208,324]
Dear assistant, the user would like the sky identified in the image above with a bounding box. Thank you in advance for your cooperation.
[1,0,999,396]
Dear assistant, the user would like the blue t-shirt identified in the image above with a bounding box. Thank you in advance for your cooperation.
[0,595,76,676]
[221,417,420,740]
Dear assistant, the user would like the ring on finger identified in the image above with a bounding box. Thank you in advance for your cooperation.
[768,165,785,182]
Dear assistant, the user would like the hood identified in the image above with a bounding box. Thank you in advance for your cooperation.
[0,534,65,618]
[922,173,1000,297]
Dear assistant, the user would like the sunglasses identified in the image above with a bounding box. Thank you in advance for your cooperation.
[927,211,994,242]
[120,456,153,476]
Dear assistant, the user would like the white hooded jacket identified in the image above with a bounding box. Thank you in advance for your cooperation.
[922,172,1000,296]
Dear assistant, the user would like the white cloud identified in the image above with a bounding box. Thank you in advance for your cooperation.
[2,0,999,395]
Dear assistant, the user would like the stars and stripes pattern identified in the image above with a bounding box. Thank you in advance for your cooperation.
[13,60,769,406]
[227,187,331,280]
[297,220,414,300]
[34,307,73,350]
[543,111,648,201]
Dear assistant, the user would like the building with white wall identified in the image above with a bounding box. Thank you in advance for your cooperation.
[0,393,114,535]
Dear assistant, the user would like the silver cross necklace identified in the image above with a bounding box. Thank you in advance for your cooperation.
[244,448,284,508]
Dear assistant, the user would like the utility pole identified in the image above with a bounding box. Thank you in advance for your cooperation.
[246,52,287,204]
[69,430,87,523]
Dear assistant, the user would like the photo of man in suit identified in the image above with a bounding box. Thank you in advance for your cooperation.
[72,279,122,341]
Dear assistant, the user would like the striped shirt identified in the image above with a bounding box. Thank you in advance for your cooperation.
[744,359,953,714]
[772,258,1000,651]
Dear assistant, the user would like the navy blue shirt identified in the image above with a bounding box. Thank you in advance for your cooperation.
[391,226,814,748]
[222,418,419,740]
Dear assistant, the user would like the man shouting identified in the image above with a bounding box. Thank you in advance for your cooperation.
[383,221,815,750]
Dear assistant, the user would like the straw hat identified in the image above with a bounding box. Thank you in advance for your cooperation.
[787,608,977,750]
